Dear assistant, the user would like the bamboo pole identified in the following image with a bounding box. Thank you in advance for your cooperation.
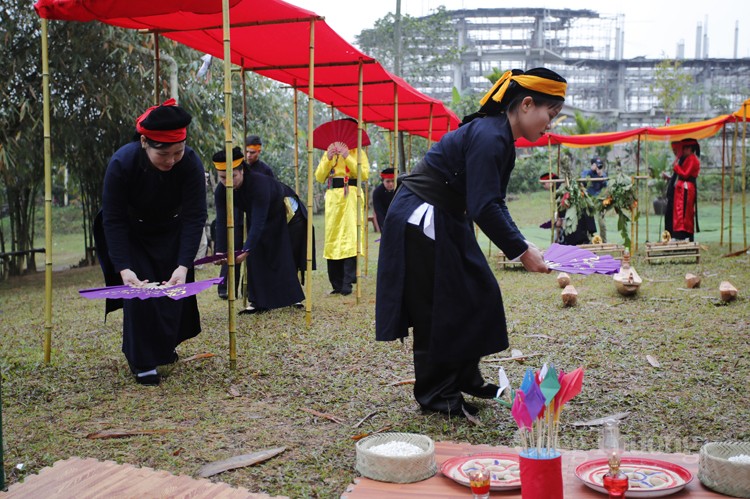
[305,19,315,327]
[1,376,4,490]
[42,18,53,364]
[393,83,399,174]
[633,137,640,253]
[293,80,300,194]
[643,133,650,242]
[427,103,433,151]
[239,66,248,310]
[729,119,738,252]
[742,103,747,247]
[721,124,726,246]
[221,0,237,369]
[355,60,364,304]
[153,33,160,105]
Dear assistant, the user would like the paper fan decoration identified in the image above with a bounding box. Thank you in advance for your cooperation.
[312,118,371,151]
[193,250,245,266]
[79,277,224,301]
[544,243,620,275]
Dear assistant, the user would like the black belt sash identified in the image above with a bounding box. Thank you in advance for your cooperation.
[330,178,358,188]
[398,160,466,217]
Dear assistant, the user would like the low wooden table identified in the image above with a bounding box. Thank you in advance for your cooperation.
[645,241,700,264]
[342,441,719,498]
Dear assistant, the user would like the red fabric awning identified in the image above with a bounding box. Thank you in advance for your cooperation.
[34,0,460,141]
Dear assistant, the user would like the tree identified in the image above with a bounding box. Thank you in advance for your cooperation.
[650,59,693,123]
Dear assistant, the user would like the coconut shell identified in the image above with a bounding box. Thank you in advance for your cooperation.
[685,273,701,289]
[719,281,738,302]
[561,285,578,306]
[557,272,571,288]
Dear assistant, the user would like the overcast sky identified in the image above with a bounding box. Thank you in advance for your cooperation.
[285,0,749,60]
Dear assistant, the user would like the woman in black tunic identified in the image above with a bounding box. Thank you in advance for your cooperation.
[213,147,304,313]
[97,99,208,386]
[376,68,566,417]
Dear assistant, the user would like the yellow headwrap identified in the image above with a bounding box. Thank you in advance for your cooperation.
[246,144,262,152]
[213,157,243,171]
[479,70,567,107]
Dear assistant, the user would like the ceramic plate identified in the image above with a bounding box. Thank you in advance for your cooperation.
[575,457,693,497]
[440,452,521,490]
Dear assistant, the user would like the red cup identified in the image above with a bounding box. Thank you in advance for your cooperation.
[519,450,563,499]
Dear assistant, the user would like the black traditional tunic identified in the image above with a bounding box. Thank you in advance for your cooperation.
[372,183,396,230]
[376,114,527,364]
[215,168,304,309]
[97,141,207,370]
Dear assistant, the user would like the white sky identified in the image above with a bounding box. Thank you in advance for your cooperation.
[285,0,750,60]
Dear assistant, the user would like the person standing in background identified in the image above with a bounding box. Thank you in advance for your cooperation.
[372,167,396,232]
[585,157,607,242]
[665,138,701,241]
[217,134,276,299]
[314,141,369,296]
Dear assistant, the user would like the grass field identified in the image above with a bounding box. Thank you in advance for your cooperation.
[1,191,749,497]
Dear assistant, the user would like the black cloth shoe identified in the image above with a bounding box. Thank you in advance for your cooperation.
[340,289,352,296]
[420,400,479,418]
[462,382,500,399]
[135,372,160,386]
[329,289,340,295]
[218,290,228,300]
[239,304,267,315]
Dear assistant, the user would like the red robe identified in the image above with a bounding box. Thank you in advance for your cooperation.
[672,153,700,235]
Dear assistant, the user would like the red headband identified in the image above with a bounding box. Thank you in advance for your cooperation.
[380,173,395,179]
[135,98,188,143]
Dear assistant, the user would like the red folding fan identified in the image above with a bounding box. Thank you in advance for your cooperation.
[313,118,371,151]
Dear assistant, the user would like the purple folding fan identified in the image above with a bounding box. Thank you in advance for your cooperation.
[193,250,245,266]
[79,277,225,301]
[543,243,621,275]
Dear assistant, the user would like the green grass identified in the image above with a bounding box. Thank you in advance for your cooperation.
[1,193,749,497]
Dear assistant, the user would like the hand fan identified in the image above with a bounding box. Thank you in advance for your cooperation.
[544,243,621,275]
[313,118,371,151]
[193,250,245,266]
[79,277,224,301]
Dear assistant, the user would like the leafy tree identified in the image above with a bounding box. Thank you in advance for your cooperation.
[650,59,693,123]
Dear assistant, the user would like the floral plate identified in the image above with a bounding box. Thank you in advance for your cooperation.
[440,452,521,491]
[575,457,693,497]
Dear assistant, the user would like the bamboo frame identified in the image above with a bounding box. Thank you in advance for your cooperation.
[42,18,53,365]
[355,60,364,304]
[304,19,315,327]
[293,80,300,194]
[221,0,237,369]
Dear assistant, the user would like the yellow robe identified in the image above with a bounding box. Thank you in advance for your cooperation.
[314,149,370,260]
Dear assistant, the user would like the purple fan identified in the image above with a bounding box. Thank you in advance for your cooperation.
[79,277,224,301]
[193,250,245,266]
[544,243,621,275]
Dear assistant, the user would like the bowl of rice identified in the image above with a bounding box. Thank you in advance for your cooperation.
[355,432,437,483]
[698,441,750,498]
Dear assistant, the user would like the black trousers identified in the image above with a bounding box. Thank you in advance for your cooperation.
[326,256,356,294]
[404,224,487,414]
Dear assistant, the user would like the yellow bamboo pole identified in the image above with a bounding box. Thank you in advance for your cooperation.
[42,18,53,364]
[393,83,399,175]
[355,60,364,304]
[427,103,433,152]
[720,124,726,246]
[221,0,237,369]
[153,33,160,106]
[293,79,300,194]
[239,66,248,309]
[305,19,315,327]
[742,103,747,247]
[643,134,650,242]
[633,137,640,253]
[729,120,738,252]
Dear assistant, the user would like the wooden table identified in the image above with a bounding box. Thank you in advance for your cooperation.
[342,441,721,498]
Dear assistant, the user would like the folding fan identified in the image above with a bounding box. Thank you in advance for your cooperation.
[543,243,621,275]
[312,118,371,151]
[79,277,224,301]
[193,249,245,266]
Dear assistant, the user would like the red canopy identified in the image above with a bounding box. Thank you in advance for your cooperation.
[34,0,460,141]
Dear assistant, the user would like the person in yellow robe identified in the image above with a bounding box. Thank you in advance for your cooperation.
[314,142,369,295]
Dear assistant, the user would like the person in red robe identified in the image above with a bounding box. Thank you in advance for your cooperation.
[666,138,700,241]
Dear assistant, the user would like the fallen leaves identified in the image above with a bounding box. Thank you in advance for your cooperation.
[86,428,177,439]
